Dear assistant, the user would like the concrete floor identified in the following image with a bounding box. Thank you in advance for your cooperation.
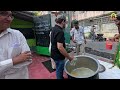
[28,53,67,79]
[71,39,118,54]
[85,40,118,54]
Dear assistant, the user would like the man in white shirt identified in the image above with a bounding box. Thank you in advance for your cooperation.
[70,20,86,55]
[0,11,32,79]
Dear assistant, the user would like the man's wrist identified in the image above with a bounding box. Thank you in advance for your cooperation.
[12,57,20,65]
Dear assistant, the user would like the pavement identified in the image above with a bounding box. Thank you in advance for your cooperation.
[71,39,118,54]
[85,39,118,54]
[28,53,67,79]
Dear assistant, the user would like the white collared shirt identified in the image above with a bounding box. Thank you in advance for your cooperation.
[0,28,32,79]
[70,26,84,44]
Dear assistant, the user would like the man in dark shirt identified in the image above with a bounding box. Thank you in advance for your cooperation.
[51,15,73,79]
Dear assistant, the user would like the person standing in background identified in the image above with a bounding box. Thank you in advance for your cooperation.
[90,25,96,42]
[70,20,86,55]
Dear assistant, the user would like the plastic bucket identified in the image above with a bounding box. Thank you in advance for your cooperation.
[106,41,113,50]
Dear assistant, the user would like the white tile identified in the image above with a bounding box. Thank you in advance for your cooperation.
[98,60,120,79]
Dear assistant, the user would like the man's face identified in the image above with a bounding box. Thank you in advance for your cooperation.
[0,11,13,32]
[62,20,67,29]
[74,24,79,29]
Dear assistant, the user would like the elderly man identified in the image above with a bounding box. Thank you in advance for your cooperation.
[0,11,32,79]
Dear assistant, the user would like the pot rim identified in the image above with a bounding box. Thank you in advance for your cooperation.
[64,55,100,78]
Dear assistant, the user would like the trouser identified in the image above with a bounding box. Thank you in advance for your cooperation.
[75,43,85,55]
[91,35,96,41]
[54,60,65,79]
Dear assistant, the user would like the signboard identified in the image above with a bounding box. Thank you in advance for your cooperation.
[34,14,51,47]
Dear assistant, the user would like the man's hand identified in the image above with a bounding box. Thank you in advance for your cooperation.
[12,51,32,65]
[68,56,74,61]
[73,40,76,43]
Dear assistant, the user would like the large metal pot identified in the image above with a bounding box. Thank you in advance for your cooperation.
[64,55,105,79]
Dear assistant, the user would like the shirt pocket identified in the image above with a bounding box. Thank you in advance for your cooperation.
[8,43,22,58]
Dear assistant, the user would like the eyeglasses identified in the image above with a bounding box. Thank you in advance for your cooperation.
[0,11,14,19]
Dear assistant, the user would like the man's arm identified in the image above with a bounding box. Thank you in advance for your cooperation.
[15,31,32,67]
[57,43,73,61]
[56,31,73,61]
[0,59,13,76]
[0,51,31,77]
[13,30,33,65]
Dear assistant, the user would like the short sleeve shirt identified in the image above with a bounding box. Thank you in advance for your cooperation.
[51,25,65,60]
